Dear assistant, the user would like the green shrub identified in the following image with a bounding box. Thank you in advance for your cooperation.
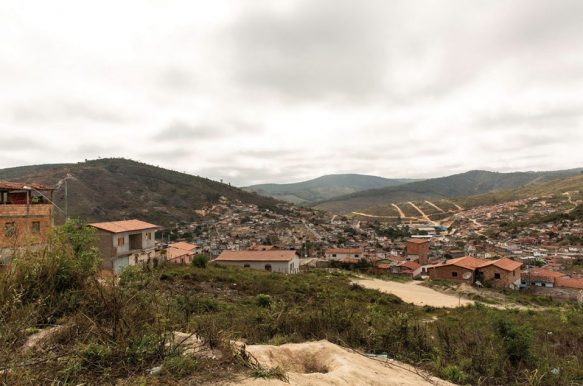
[192,255,208,268]
[163,354,198,377]
[256,294,273,308]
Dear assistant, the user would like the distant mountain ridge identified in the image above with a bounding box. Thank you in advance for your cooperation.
[0,158,278,226]
[245,174,419,204]
[314,168,583,214]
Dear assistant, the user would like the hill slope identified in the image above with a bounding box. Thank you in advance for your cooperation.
[245,174,418,204]
[314,168,583,214]
[0,158,278,226]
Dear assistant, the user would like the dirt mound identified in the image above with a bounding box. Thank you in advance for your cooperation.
[232,340,454,386]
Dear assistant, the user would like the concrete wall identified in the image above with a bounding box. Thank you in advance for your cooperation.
[93,228,157,273]
[325,252,362,261]
[216,256,300,274]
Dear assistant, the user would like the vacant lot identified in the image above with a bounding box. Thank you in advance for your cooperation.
[354,278,474,308]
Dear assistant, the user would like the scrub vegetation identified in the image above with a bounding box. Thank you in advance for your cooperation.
[1,222,583,385]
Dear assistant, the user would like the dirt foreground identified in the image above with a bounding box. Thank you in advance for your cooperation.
[354,278,474,308]
[230,340,454,386]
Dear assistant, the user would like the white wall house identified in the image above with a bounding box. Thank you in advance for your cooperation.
[324,248,364,261]
[90,219,160,273]
[214,250,300,274]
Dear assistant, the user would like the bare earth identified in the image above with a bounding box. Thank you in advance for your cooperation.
[229,340,454,386]
[354,278,474,308]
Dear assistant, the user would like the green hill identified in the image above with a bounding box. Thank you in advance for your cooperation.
[245,174,418,204]
[0,158,279,226]
[314,169,583,214]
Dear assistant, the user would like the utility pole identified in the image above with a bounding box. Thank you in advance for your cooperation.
[65,178,69,220]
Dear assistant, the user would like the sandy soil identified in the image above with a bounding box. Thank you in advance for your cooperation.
[354,278,474,308]
[229,340,454,386]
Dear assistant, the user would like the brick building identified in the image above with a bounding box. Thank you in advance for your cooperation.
[406,239,430,264]
[0,181,54,263]
[428,256,522,289]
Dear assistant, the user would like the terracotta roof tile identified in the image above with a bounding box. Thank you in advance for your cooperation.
[89,219,159,233]
[0,181,53,191]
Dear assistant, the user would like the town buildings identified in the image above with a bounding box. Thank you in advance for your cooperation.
[324,248,364,260]
[89,219,160,273]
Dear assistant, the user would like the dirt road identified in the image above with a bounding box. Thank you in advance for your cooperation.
[391,203,406,218]
[354,278,473,308]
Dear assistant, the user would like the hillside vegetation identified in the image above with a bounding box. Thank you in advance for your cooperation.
[245,174,417,204]
[315,169,583,214]
[1,222,582,385]
[0,158,278,226]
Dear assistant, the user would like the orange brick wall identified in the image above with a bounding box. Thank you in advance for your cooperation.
[407,241,429,257]
[0,204,52,248]
[479,265,521,288]
[428,265,474,284]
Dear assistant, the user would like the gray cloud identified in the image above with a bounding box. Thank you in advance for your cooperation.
[225,0,395,100]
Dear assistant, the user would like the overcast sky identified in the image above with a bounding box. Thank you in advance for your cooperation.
[1,1,583,186]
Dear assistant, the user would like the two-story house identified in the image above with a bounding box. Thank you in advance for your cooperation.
[0,181,54,264]
[89,219,160,273]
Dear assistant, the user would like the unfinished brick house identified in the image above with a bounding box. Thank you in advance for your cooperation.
[0,181,54,263]
[406,239,430,264]
[428,256,522,289]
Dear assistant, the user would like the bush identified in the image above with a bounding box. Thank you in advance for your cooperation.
[256,294,273,308]
[192,254,208,269]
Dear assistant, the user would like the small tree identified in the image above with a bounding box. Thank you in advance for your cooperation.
[192,254,208,269]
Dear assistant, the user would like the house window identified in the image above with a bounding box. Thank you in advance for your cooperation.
[265,264,272,272]
[117,237,125,246]
[452,271,458,277]
[494,273,501,279]
[355,254,360,258]
[145,232,152,240]
[243,264,250,268]
[32,221,41,234]
[332,254,337,257]
[4,222,16,237]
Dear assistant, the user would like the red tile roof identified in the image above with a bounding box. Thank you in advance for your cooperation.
[169,242,198,252]
[399,261,421,271]
[216,250,297,262]
[556,277,583,289]
[0,181,53,191]
[89,219,159,233]
[407,239,430,244]
[527,268,566,279]
[490,258,522,272]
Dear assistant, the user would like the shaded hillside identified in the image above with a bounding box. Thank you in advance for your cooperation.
[314,169,583,214]
[0,158,279,226]
[245,174,418,204]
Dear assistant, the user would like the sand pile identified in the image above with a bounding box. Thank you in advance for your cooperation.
[231,340,454,386]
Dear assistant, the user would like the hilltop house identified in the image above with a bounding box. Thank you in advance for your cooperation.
[89,219,160,273]
[0,181,54,264]
[215,250,300,274]
[428,256,522,289]
[324,248,364,261]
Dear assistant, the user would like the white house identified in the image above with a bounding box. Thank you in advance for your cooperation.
[324,248,364,261]
[214,250,300,274]
[89,219,159,273]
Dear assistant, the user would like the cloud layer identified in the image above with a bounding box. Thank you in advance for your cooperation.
[1,0,582,186]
